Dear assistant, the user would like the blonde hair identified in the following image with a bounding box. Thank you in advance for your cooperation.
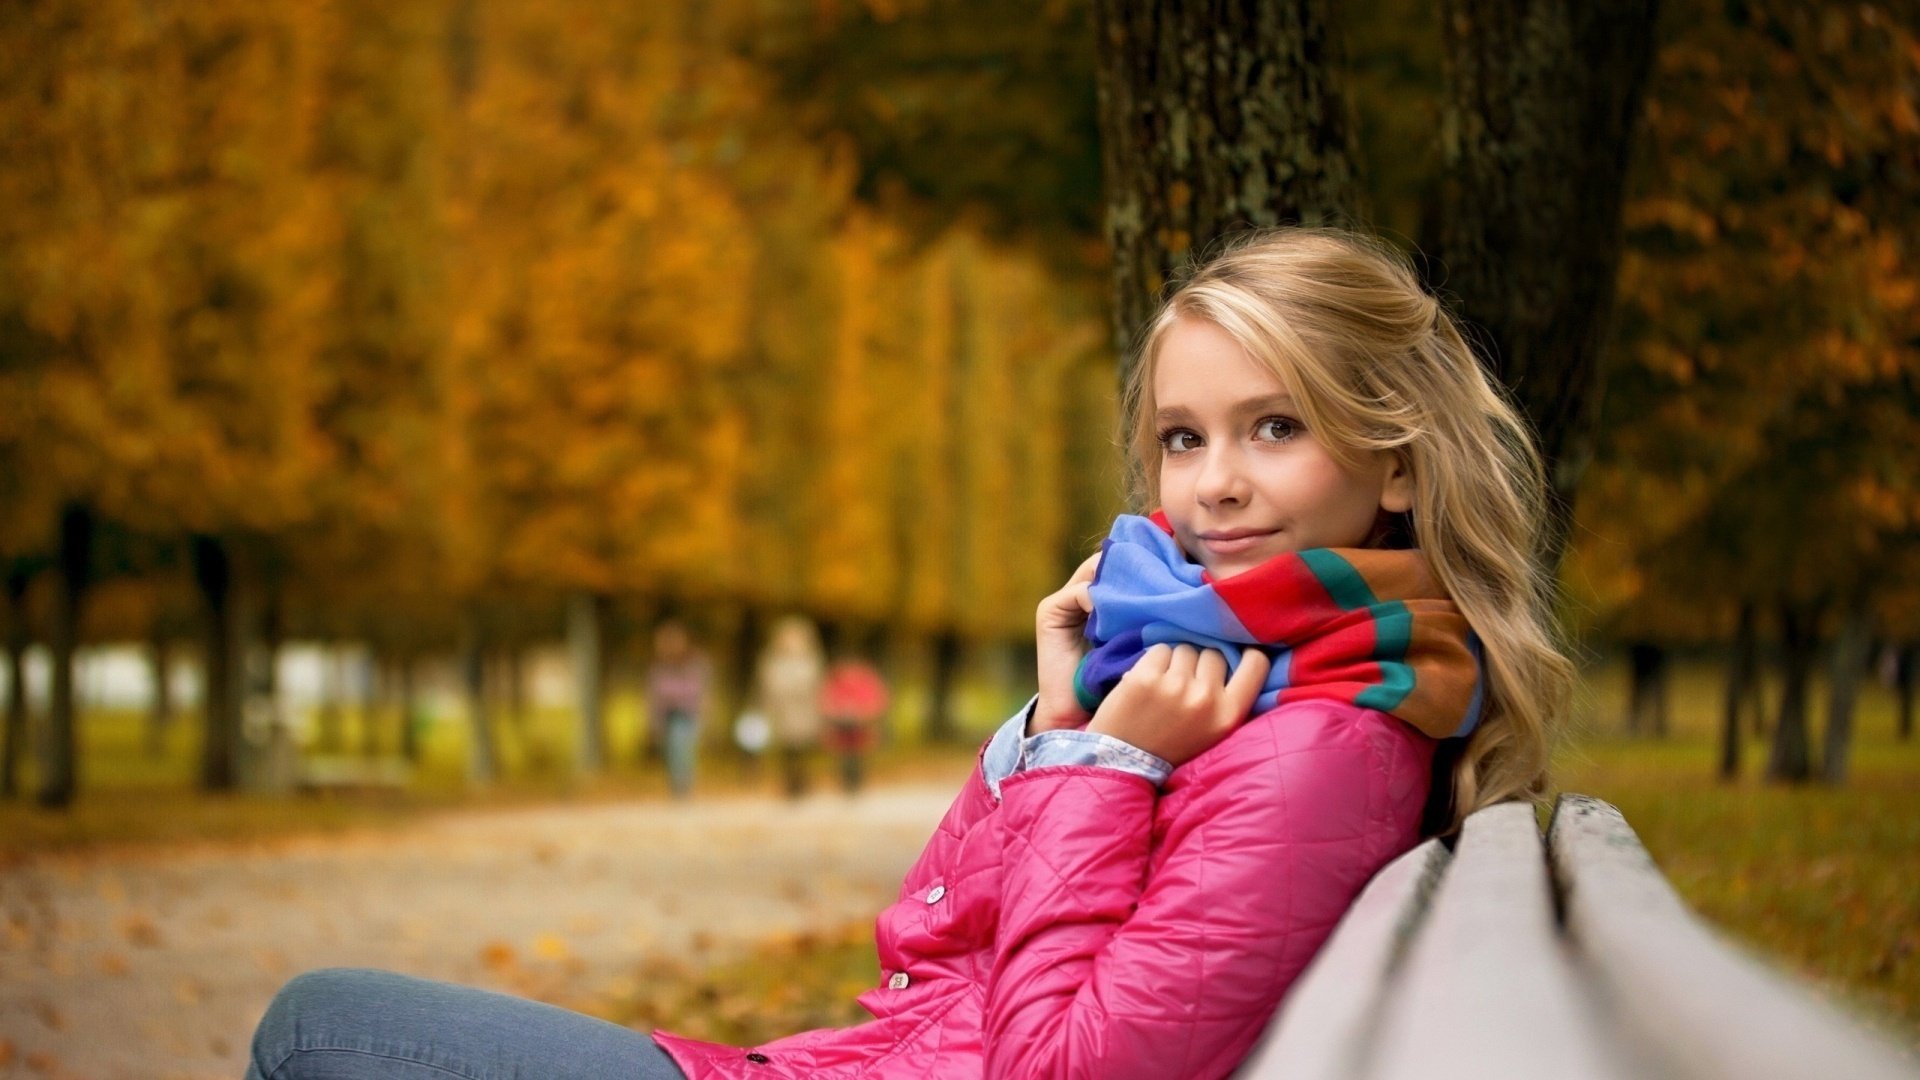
[1122,227,1574,833]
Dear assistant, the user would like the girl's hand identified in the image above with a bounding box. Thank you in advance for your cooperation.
[1086,643,1271,767]
[1031,552,1102,734]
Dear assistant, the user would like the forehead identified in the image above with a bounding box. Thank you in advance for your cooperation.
[1151,317,1292,409]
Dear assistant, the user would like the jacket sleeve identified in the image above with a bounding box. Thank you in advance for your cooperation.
[982,703,1431,1080]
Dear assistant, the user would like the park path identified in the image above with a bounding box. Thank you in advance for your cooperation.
[0,783,960,1080]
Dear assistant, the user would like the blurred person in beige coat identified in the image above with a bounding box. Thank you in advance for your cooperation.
[755,616,825,798]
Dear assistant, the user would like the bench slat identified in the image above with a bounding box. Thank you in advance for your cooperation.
[1547,794,1918,1080]
[1238,837,1450,1079]
[1364,802,1632,1080]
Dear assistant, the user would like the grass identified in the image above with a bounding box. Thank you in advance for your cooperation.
[0,686,992,862]
[3,659,1915,1051]
[1556,660,1920,1049]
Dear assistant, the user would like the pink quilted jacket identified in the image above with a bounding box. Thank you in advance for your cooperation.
[654,698,1435,1080]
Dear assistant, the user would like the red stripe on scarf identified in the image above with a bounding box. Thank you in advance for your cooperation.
[1283,612,1385,690]
[1212,557,1348,645]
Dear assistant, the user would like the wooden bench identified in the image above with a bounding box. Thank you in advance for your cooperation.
[1242,794,1917,1080]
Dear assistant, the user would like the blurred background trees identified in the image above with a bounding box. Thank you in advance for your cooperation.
[0,0,1914,804]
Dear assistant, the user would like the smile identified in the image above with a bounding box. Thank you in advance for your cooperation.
[1198,529,1278,555]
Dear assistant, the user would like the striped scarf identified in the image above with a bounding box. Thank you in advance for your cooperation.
[1073,512,1484,740]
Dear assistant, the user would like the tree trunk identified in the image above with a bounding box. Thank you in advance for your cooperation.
[145,630,173,759]
[1820,595,1873,786]
[1719,600,1756,781]
[926,629,963,743]
[39,504,94,809]
[505,646,528,735]
[364,653,389,758]
[461,613,495,785]
[726,603,764,761]
[1766,600,1820,784]
[239,566,292,794]
[192,535,240,791]
[1091,0,1357,377]
[316,644,345,754]
[1897,643,1915,742]
[569,591,609,774]
[2,565,31,799]
[398,653,421,764]
[1436,0,1660,561]
[1626,641,1669,738]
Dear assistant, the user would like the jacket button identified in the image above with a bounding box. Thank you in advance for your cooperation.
[746,1052,771,1064]
[925,885,946,904]
[888,972,910,990]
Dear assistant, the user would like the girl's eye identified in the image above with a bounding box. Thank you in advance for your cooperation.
[1256,417,1301,442]
[1158,428,1201,453]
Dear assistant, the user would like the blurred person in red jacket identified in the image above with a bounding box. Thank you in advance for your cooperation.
[819,657,890,793]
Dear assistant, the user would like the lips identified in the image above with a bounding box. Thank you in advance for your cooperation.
[1197,529,1277,556]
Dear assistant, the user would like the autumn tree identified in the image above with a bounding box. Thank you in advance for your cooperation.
[0,0,339,797]
[1577,0,1920,782]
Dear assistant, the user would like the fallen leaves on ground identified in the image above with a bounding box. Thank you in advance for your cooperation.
[593,920,878,1047]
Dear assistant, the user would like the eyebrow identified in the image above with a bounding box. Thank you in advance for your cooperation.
[1154,393,1296,425]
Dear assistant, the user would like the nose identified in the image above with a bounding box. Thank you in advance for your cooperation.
[1194,443,1249,508]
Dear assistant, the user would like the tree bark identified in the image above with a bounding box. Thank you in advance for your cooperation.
[1091,0,1357,377]
[1626,641,1668,738]
[39,504,94,809]
[2,565,32,799]
[1436,0,1660,561]
[1765,600,1821,784]
[1719,600,1756,780]
[192,535,239,791]
[926,629,964,743]
[569,591,609,774]
[1819,595,1873,786]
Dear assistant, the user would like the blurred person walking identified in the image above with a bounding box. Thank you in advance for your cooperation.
[755,616,825,799]
[820,657,889,794]
[645,620,709,799]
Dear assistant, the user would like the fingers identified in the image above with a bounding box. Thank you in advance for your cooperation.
[1037,582,1094,630]
[1167,643,1200,679]
[1069,551,1101,585]
[1222,648,1272,717]
[1195,647,1228,687]
[1135,642,1174,678]
[1069,581,1092,615]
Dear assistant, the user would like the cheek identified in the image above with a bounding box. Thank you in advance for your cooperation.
[1156,459,1190,505]
[1292,459,1384,524]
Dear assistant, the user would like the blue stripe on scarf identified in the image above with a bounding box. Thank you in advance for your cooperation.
[1076,515,1293,711]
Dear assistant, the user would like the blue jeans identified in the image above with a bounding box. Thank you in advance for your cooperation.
[246,968,687,1079]
[663,710,698,799]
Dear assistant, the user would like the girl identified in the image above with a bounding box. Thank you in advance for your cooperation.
[245,228,1572,1080]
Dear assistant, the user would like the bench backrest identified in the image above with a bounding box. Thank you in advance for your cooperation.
[1239,794,1917,1080]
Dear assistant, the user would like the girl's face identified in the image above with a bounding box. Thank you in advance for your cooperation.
[1151,317,1411,577]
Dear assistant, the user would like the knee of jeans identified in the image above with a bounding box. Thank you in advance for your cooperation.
[252,968,379,1068]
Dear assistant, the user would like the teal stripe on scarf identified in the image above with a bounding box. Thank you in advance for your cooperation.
[1355,601,1415,711]
[1302,549,1417,712]
[1300,549,1375,609]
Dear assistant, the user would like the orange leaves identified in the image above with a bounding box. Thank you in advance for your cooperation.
[1582,0,1920,632]
[1623,198,1719,245]
[115,911,163,948]
[0,0,1107,645]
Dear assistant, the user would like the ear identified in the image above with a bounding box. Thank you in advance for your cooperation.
[1378,452,1414,515]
